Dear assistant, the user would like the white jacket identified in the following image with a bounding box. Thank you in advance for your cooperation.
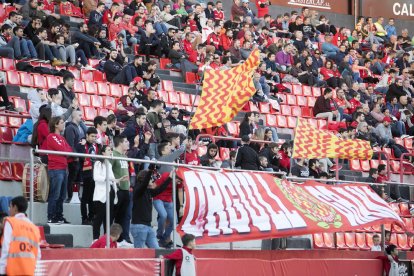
[93,161,118,204]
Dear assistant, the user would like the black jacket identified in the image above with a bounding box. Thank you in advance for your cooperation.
[88,10,103,27]
[239,121,252,138]
[103,60,122,83]
[386,83,405,102]
[259,147,280,171]
[57,83,75,109]
[235,144,260,170]
[63,122,81,152]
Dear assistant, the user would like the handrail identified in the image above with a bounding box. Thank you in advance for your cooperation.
[0,111,31,119]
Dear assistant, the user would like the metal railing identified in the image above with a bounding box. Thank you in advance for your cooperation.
[30,148,412,250]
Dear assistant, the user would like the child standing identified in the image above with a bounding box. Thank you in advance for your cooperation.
[163,234,196,276]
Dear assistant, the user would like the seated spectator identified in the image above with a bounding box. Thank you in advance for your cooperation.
[104,49,137,85]
[348,92,362,114]
[139,20,161,58]
[221,151,237,169]
[291,158,309,178]
[32,27,65,65]
[308,159,321,178]
[259,142,281,171]
[0,24,20,59]
[321,33,339,59]
[168,41,198,76]
[167,107,188,127]
[275,44,292,72]
[313,88,340,122]
[278,142,292,172]
[320,60,342,88]
[334,88,352,121]
[386,78,405,102]
[90,223,123,249]
[160,4,182,29]
[88,2,105,28]
[200,143,220,168]
[258,156,273,172]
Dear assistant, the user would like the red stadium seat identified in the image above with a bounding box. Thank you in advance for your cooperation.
[0,162,13,181]
[280,105,291,116]
[197,146,207,157]
[292,84,302,95]
[266,115,277,127]
[390,161,401,173]
[220,148,230,160]
[302,85,312,96]
[93,71,106,82]
[301,107,313,118]
[291,106,302,117]
[355,233,370,250]
[185,72,198,84]
[312,233,325,248]
[403,218,414,232]
[286,95,297,106]
[78,94,91,106]
[344,232,358,249]
[323,233,335,249]
[85,81,98,95]
[226,121,240,137]
[80,70,94,81]
[383,147,395,159]
[397,233,410,250]
[46,75,59,89]
[1,58,15,70]
[6,71,20,85]
[349,160,361,171]
[13,98,27,113]
[287,116,296,128]
[335,232,347,249]
[159,58,171,70]
[168,91,179,104]
[312,87,321,97]
[259,102,270,114]
[307,96,316,107]
[90,95,103,108]
[390,233,398,247]
[276,115,287,128]
[158,90,169,103]
[308,118,318,128]
[83,106,97,121]
[11,163,24,181]
[162,80,174,92]
[97,82,109,96]
[179,93,191,106]
[404,138,413,150]
[32,74,47,89]
[399,203,411,217]
[19,72,33,87]
[73,79,85,93]
[104,96,116,110]
[0,115,7,127]
[370,160,379,169]
[360,160,370,172]
[67,67,80,79]
[278,94,286,103]
[8,117,21,128]
[0,126,13,142]
[98,108,110,117]
[190,95,200,106]
[109,84,122,97]
[390,203,401,215]
[394,137,404,147]
[296,96,307,106]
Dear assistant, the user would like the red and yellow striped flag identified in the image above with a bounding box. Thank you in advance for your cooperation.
[189,49,260,129]
[292,119,373,160]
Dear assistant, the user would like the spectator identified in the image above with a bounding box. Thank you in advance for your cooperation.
[259,142,281,171]
[385,18,397,39]
[130,168,172,248]
[182,137,200,166]
[167,107,188,127]
[111,135,133,247]
[200,143,220,168]
[382,244,399,276]
[58,73,76,110]
[88,2,106,28]
[370,234,382,251]
[235,135,260,170]
[321,33,339,59]
[291,158,309,177]
[313,88,340,122]
[90,223,123,249]
[94,116,109,146]
[308,159,321,178]
[386,78,405,102]
[46,116,72,224]
[77,127,100,225]
[278,142,292,172]
[104,49,137,85]
[122,112,155,150]
[374,116,394,146]
[163,234,196,276]
[239,112,255,137]
[320,60,341,88]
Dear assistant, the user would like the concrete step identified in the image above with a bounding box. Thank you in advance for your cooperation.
[48,224,92,248]
[45,233,74,248]
[29,202,83,225]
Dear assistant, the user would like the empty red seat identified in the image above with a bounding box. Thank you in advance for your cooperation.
[73,79,85,93]
[13,98,27,113]
[259,102,270,113]
[335,232,347,249]
[179,93,191,106]
[292,84,302,95]
[0,126,13,142]
[159,58,171,70]
[185,72,198,84]
[162,80,174,92]
[248,102,259,112]
[301,106,313,118]
[0,162,13,181]
[1,58,15,70]
[32,74,47,89]
[158,90,169,103]
[383,148,395,159]
[307,96,316,107]
[85,81,98,94]
[355,233,370,250]
[296,96,307,106]
[80,70,94,81]
[313,233,325,248]
[397,233,410,250]
[11,162,24,181]
[370,159,379,169]
[19,72,33,87]
[399,203,411,217]
[286,95,297,106]
[83,106,97,121]
[226,121,239,137]
[190,95,200,106]
[323,232,335,249]
[308,118,318,128]
[78,94,91,106]
[91,95,103,108]
[403,217,414,232]
[46,75,59,89]
[168,91,179,104]
[6,71,20,85]
[93,71,106,82]
[287,116,296,128]
[344,232,358,249]
[350,160,361,171]
[276,115,287,128]
[312,87,321,97]
[109,84,122,97]
[360,160,370,172]
[291,106,302,117]
[104,96,116,110]
[302,85,312,96]
[280,105,291,116]
[96,82,109,96]
[404,138,413,150]
[98,108,109,117]
[8,117,21,128]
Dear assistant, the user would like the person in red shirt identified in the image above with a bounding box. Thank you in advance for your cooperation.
[221,29,233,52]
[278,142,292,173]
[108,15,124,42]
[348,92,362,114]
[213,1,224,21]
[255,0,270,18]
[320,60,342,88]
[378,244,399,276]
[181,136,201,166]
[183,32,198,63]
[153,171,184,248]
[206,24,222,54]
[103,2,121,25]
[163,234,196,276]
[90,223,123,248]
[46,116,72,223]
[187,13,198,32]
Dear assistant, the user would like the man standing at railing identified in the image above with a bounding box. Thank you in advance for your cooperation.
[111,134,133,247]
[235,135,260,171]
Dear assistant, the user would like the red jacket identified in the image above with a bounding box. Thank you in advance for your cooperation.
[221,34,233,51]
[165,247,193,276]
[206,32,221,50]
[153,172,183,202]
[278,150,290,171]
[188,19,198,32]
[108,23,123,41]
[90,235,117,248]
[46,133,72,170]
[183,39,197,63]
[37,119,50,150]
[348,98,362,114]
[213,9,224,21]
[256,0,269,18]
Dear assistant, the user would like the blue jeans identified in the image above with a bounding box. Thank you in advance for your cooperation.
[130,224,159,248]
[153,200,174,241]
[154,22,168,35]
[21,39,37,58]
[47,169,68,220]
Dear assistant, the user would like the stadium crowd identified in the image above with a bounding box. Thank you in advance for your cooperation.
[0,0,413,251]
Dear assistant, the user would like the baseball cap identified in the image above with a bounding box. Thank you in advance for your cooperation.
[383,116,392,123]
[133,76,143,83]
